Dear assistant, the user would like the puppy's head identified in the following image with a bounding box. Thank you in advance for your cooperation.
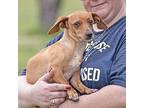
[48,11,107,42]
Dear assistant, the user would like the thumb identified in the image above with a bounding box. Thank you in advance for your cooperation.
[39,71,54,82]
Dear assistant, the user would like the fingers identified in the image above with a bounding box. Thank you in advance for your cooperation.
[46,83,71,91]
[39,91,67,107]
[46,91,67,100]
[51,98,65,106]
[39,71,53,82]
[41,97,65,108]
[39,66,54,82]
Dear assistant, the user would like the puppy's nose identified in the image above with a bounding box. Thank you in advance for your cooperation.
[86,31,93,39]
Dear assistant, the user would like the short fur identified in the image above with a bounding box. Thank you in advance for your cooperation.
[26,11,107,102]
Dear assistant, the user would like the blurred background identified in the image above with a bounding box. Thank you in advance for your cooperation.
[18,0,83,73]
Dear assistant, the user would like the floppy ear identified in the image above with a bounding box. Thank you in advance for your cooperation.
[48,16,68,35]
[91,13,107,30]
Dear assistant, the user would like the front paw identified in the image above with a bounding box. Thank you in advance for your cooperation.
[67,89,79,101]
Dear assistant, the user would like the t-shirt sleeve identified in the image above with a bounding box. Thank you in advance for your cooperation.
[45,32,63,47]
[19,32,64,76]
[108,34,126,87]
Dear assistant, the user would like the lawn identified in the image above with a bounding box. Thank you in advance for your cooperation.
[18,0,83,73]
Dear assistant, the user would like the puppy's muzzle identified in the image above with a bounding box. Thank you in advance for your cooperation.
[86,30,94,40]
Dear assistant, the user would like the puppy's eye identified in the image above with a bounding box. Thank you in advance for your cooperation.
[73,22,81,28]
[88,19,94,24]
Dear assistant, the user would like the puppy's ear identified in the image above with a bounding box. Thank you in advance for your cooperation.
[48,16,68,35]
[91,13,107,30]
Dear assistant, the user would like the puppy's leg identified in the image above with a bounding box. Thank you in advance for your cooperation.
[70,70,97,94]
[52,68,79,101]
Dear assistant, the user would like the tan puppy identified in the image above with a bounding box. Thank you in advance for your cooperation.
[26,11,107,101]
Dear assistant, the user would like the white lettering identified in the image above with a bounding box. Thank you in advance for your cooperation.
[95,42,106,49]
[94,42,110,52]
[93,68,100,81]
[81,67,101,81]
[87,68,93,81]
[81,67,87,81]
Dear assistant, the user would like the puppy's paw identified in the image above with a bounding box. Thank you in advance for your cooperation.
[67,89,79,101]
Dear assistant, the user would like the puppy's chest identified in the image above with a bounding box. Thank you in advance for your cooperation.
[64,51,82,80]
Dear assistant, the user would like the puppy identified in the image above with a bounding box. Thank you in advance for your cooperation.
[26,11,107,101]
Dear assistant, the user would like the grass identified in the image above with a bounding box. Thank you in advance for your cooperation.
[18,0,83,73]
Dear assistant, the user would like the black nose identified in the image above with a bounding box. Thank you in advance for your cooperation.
[86,31,93,39]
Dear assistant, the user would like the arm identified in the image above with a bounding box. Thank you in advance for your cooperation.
[59,29,126,108]
[18,72,70,108]
[59,85,125,108]
[18,76,34,108]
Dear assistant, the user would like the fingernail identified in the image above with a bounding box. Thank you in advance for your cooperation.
[65,86,71,90]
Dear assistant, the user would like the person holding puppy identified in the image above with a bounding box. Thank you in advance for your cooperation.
[19,0,126,108]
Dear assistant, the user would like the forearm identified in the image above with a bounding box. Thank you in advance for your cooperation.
[18,76,34,108]
[59,85,126,108]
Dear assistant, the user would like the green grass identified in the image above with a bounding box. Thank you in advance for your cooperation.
[18,0,83,73]
[18,35,49,72]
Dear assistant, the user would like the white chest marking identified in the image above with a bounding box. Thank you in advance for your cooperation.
[64,51,82,80]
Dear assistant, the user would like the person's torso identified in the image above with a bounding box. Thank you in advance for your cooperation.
[80,17,126,89]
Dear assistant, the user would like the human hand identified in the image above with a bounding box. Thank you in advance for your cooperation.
[27,70,71,108]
